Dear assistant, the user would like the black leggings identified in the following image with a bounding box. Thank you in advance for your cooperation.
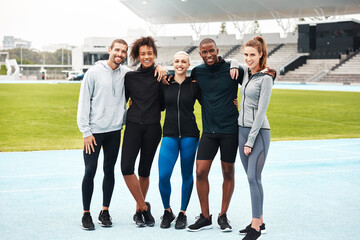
[121,121,162,177]
[82,130,121,211]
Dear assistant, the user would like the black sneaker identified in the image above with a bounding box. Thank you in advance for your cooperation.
[142,202,155,227]
[217,213,232,232]
[242,227,262,240]
[98,210,112,227]
[82,212,95,230]
[175,212,187,229]
[239,223,266,235]
[133,211,146,227]
[187,213,212,232]
[160,209,175,228]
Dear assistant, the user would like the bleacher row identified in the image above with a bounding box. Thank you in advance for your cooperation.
[152,33,360,83]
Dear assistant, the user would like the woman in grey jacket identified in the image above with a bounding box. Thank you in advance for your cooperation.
[238,36,273,240]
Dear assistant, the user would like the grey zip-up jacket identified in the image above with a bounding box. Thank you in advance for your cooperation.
[77,60,131,138]
[238,65,273,148]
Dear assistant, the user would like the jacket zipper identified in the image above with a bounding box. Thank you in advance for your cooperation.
[177,84,182,138]
[242,77,252,126]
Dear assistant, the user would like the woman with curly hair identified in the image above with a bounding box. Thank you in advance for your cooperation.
[121,36,165,228]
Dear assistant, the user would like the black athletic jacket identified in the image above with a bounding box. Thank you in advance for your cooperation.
[162,77,201,138]
[125,65,164,124]
[190,56,244,134]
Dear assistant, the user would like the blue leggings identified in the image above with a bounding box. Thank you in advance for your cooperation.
[158,137,199,211]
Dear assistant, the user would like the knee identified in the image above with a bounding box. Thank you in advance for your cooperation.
[196,169,208,181]
[138,166,151,178]
[84,168,96,180]
[121,162,134,176]
[222,165,234,181]
[247,174,257,186]
[159,171,171,183]
[103,166,115,177]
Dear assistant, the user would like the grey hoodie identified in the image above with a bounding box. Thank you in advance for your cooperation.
[77,60,131,138]
[238,64,273,148]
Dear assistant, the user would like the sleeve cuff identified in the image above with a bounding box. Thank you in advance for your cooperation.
[83,130,92,138]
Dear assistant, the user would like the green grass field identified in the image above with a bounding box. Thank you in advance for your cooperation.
[0,83,359,152]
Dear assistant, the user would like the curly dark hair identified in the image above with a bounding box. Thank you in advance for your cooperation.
[130,36,157,62]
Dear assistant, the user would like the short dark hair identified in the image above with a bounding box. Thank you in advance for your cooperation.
[110,39,128,50]
[130,36,157,62]
[199,38,217,48]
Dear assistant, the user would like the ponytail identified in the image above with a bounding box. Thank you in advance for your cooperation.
[244,36,267,70]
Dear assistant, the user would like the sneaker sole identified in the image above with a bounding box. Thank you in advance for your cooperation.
[134,222,146,228]
[81,223,95,230]
[220,227,232,232]
[97,220,112,227]
[239,229,266,235]
[187,225,213,232]
[145,222,155,227]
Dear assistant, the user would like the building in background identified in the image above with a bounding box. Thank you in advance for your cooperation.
[2,36,31,50]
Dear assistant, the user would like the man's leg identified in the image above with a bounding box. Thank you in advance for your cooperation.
[220,161,235,215]
[196,159,213,219]
[102,130,121,209]
[219,133,238,215]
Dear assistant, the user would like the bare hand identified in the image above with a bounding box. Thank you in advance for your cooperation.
[161,75,170,85]
[128,99,132,107]
[84,135,97,154]
[233,98,238,108]
[244,146,252,156]
[230,68,239,80]
[155,65,168,82]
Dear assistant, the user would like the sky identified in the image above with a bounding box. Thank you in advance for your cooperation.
[1,0,360,50]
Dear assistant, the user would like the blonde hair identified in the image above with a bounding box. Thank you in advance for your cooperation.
[173,51,190,63]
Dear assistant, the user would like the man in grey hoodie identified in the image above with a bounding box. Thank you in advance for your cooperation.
[77,39,166,230]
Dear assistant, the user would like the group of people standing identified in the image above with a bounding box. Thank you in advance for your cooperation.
[77,35,274,240]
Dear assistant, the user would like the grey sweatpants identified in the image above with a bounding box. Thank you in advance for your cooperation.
[238,126,270,219]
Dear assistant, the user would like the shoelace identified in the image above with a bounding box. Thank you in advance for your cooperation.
[102,211,112,221]
[84,215,93,223]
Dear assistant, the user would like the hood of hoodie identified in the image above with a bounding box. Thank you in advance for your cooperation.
[94,60,122,97]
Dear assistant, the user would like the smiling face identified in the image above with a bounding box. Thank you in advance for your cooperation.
[108,42,127,69]
[173,53,190,76]
[244,46,262,74]
[199,42,219,66]
[138,45,155,68]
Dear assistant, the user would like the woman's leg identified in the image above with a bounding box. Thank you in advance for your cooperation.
[179,137,199,211]
[158,137,180,210]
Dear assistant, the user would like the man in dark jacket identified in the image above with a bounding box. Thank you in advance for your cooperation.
[188,38,244,232]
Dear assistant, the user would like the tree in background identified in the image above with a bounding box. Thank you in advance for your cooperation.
[219,22,227,35]
[7,48,71,65]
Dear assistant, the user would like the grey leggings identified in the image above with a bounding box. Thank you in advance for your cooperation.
[238,126,270,219]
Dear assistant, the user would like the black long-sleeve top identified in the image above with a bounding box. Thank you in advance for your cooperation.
[162,77,201,138]
[125,65,164,124]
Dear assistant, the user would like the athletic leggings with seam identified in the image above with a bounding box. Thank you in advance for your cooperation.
[82,130,121,211]
[158,137,199,211]
[238,126,270,219]
[121,121,162,177]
